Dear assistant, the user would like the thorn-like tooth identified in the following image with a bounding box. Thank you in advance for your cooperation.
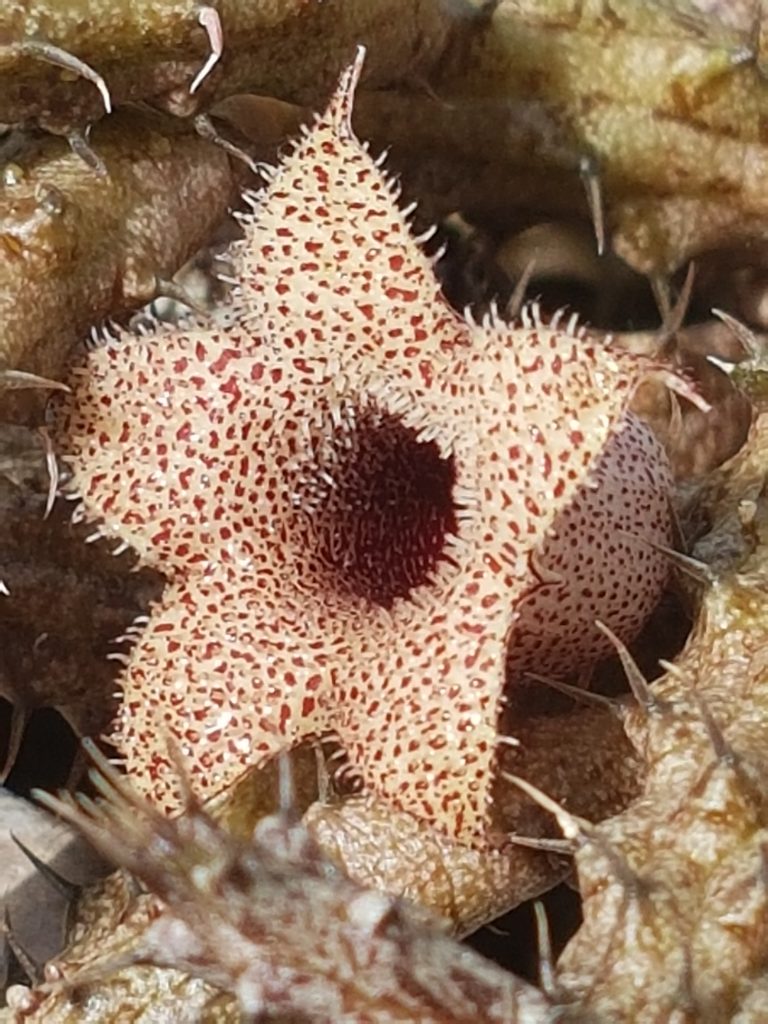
[533,901,559,999]
[67,129,108,177]
[0,369,69,393]
[10,835,80,899]
[20,38,111,114]
[84,529,103,544]
[707,354,737,375]
[525,671,619,712]
[2,907,40,985]
[618,529,715,586]
[501,772,586,842]
[189,6,223,95]
[566,311,580,335]
[656,367,711,413]
[712,307,760,359]
[0,581,9,596]
[595,619,660,715]
[401,200,418,218]
[688,688,739,767]
[506,259,536,321]
[659,660,763,803]
[36,426,59,520]
[0,703,28,784]
[505,831,576,855]
[580,155,605,256]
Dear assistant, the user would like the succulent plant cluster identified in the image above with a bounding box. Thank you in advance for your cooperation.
[2,1,768,1022]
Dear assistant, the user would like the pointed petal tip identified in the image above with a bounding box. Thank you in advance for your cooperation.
[325,45,367,138]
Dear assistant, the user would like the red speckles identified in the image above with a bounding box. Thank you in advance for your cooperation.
[220,376,242,410]
[49,56,674,845]
[209,349,237,375]
[386,286,418,303]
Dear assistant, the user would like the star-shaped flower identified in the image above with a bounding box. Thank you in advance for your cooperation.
[50,49,689,842]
